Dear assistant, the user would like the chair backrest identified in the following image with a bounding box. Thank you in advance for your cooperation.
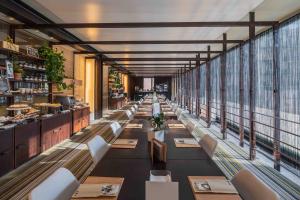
[199,134,218,158]
[130,106,136,113]
[87,135,110,164]
[152,103,161,116]
[172,104,178,112]
[186,121,195,133]
[29,168,79,200]
[110,121,122,137]
[145,181,179,200]
[125,110,133,120]
[134,104,138,109]
[175,108,182,116]
[150,170,172,182]
[231,169,279,200]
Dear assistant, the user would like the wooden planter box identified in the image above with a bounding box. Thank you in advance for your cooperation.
[0,41,19,52]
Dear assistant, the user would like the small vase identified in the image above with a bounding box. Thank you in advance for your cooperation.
[14,73,22,80]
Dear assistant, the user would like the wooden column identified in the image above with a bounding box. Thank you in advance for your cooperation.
[239,44,245,147]
[206,46,212,127]
[184,65,187,109]
[180,68,183,108]
[220,33,227,139]
[177,70,179,105]
[189,61,192,113]
[249,12,256,160]
[199,60,202,116]
[195,54,200,117]
[94,55,103,119]
[273,23,281,171]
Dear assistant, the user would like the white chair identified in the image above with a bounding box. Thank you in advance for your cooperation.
[145,181,179,200]
[110,121,122,137]
[130,106,136,114]
[149,170,171,182]
[186,121,195,133]
[175,108,182,117]
[172,104,178,112]
[153,103,161,116]
[231,169,279,200]
[134,104,138,110]
[125,110,133,120]
[87,135,110,164]
[199,134,218,158]
[29,168,79,200]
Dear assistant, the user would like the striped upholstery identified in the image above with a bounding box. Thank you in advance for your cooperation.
[0,107,130,200]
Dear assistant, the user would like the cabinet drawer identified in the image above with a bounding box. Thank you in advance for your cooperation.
[0,128,14,177]
[15,121,40,167]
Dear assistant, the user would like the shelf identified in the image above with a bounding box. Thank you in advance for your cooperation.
[0,47,45,62]
[9,79,50,84]
[21,67,46,73]
[14,93,49,96]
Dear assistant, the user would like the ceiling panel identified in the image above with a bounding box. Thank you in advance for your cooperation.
[20,0,300,76]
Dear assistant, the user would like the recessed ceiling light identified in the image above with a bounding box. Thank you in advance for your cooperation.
[8,17,15,21]
[50,37,54,40]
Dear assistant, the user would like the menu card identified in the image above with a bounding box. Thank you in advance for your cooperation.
[72,183,121,198]
[168,124,185,128]
[192,179,238,194]
[174,138,198,145]
[113,139,138,145]
[125,123,143,129]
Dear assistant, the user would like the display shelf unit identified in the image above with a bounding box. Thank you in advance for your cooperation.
[0,46,51,108]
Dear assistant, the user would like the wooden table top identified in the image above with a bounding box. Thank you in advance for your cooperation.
[188,176,241,200]
[72,177,124,200]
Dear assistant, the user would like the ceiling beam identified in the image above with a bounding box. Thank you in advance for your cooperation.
[74,50,223,54]
[103,57,206,62]
[53,39,243,45]
[13,21,277,29]
[123,67,187,69]
[112,63,196,66]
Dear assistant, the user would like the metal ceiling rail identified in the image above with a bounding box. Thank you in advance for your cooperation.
[12,21,277,29]
[112,63,196,65]
[74,50,223,54]
[103,57,207,62]
[52,39,243,45]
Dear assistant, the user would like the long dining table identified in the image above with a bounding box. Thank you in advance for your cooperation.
[89,117,225,200]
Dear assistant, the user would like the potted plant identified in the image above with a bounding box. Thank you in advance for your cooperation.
[149,113,166,142]
[13,64,23,80]
[151,113,165,130]
[38,45,70,90]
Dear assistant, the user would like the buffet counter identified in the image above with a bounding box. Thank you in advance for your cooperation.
[0,106,90,177]
[109,96,126,110]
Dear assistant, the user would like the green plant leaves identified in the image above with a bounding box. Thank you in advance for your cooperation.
[38,45,67,90]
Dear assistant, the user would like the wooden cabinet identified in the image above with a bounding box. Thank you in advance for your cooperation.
[82,107,90,129]
[41,112,71,152]
[0,128,14,176]
[72,108,82,133]
[72,107,90,134]
[14,121,40,167]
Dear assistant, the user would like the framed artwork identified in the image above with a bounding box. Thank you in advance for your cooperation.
[0,77,10,94]
[5,60,14,79]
